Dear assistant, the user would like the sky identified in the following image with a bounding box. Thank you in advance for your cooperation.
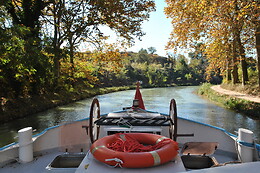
[127,0,173,57]
[80,0,177,57]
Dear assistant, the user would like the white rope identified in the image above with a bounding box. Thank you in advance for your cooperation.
[105,158,124,168]
[116,113,165,130]
[130,113,162,121]
[235,137,260,162]
[235,138,242,162]
[117,117,133,129]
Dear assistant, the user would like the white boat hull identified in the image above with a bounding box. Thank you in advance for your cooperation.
[0,114,259,172]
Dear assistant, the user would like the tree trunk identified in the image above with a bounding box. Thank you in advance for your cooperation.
[53,12,60,87]
[53,52,60,87]
[52,1,64,87]
[232,63,239,84]
[237,32,248,85]
[233,17,248,85]
[226,57,232,81]
[256,25,260,89]
[232,40,239,84]
[232,0,245,85]
[241,59,248,86]
[69,38,75,80]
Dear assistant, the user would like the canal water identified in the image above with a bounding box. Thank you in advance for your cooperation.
[0,86,259,147]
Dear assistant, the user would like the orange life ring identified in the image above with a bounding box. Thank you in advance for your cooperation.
[90,133,179,168]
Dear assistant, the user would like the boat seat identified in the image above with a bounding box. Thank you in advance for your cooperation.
[180,142,219,169]
[181,142,219,155]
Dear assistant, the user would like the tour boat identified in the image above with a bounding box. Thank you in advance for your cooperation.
[0,84,260,173]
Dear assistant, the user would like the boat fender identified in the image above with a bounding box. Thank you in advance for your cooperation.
[18,127,33,163]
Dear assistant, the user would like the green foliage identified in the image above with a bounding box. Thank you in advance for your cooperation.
[225,98,246,110]
[0,14,52,97]
[185,73,192,80]
[175,55,189,73]
[197,83,212,95]
[92,49,206,87]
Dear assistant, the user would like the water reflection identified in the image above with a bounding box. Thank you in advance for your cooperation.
[1,86,259,147]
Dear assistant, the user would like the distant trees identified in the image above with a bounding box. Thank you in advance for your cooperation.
[148,47,157,54]
[97,49,207,87]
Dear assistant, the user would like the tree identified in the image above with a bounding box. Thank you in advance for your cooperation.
[1,0,156,97]
[175,55,189,73]
[257,25,260,89]
[42,0,155,86]
[3,0,48,37]
[249,0,260,89]
[148,47,157,54]
[188,43,207,82]
[138,48,148,54]
[1,1,52,96]
[165,0,258,86]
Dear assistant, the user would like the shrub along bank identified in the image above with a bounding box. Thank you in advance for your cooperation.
[197,83,260,119]
[0,86,132,124]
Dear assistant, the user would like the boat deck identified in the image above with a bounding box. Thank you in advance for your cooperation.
[0,151,63,173]
[0,147,238,173]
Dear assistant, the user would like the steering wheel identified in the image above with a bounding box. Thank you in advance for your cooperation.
[169,99,178,141]
[89,98,100,143]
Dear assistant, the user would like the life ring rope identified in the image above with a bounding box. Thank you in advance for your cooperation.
[105,158,124,168]
[107,133,172,152]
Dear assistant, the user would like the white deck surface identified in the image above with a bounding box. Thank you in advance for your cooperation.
[76,153,186,173]
[187,161,260,173]
[0,150,259,173]
[0,151,63,173]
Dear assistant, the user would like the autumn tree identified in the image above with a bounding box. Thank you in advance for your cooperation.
[248,0,260,89]
[42,0,155,86]
[165,0,259,86]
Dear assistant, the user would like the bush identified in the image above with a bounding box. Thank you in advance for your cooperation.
[197,83,260,119]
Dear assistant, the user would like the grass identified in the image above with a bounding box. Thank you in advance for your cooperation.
[197,83,260,119]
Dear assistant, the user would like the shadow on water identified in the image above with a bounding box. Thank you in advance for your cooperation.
[1,86,259,147]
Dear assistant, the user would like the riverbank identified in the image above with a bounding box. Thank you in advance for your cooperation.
[197,83,260,119]
[211,85,260,103]
[0,86,132,124]
[0,82,181,124]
